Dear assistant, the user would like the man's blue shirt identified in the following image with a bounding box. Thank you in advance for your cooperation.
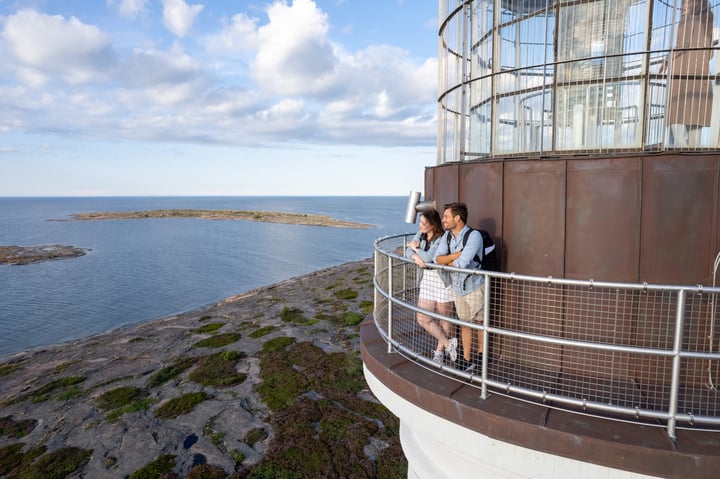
[434,225,484,296]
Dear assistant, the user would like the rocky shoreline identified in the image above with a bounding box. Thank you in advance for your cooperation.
[0,245,90,265]
[62,209,374,229]
[0,258,405,478]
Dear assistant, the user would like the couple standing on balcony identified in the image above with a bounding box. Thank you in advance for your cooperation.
[406,202,486,373]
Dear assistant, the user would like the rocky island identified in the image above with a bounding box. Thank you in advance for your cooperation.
[0,259,406,478]
[0,245,90,265]
[64,209,374,229]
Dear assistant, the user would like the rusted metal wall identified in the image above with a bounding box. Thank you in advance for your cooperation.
[425,153,720,383]
[425,153,720,285]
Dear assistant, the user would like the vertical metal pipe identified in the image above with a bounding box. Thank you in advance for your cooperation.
[667,289,686,440]
[373,248,379,320]
[480,273,491,399]
[387,254,394,354]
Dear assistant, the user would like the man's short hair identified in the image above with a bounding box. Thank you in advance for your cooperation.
[443,202,468,224]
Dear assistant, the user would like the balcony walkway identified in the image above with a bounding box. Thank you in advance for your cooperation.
[361,316,720,478]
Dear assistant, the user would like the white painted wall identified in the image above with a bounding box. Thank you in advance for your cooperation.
[364,366,660,479]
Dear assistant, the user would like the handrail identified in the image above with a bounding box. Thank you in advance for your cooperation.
[372,233,720,440]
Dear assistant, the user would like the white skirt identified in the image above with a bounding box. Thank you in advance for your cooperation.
[419,269,454,303]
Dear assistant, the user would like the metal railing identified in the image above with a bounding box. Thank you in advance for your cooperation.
[373,233,720,439]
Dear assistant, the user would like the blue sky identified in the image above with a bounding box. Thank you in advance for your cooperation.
[0,0,438,196]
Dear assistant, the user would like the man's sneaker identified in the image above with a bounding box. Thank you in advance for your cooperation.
[446,337,458,362]
[464,360,477,373]
[457,356,476,373]
[432,350,444,364]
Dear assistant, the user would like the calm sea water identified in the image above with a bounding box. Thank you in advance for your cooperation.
[0,196,410,357]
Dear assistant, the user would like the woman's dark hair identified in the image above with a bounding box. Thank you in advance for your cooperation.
[420,209,443,239]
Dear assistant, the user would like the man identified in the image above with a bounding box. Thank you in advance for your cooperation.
[434,202,485,372]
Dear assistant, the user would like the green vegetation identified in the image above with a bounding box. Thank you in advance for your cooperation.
[97,386,147,411]
[241,337,406,478]
[360,300,373,315]
[249,325,277,338]
[0,416,37,438]
[193,332,241,349]
[94,386,154,422]
[186,464,227,479]
[13,376,87,404]
[244,427,268,447]
[147,357,197,388]
[333,288,358,300]
[15,446,93,479]
[188,351,247,387]
[279,306,305,323]
[199,315,213,321]
[129,454,176,479]
[0,443,25,476]
[52,360,79,374]
[0,360,25,378]
[193,322,225,334]
[154,392,208,419]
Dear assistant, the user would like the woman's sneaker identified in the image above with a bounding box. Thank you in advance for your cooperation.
[446,338,458,362]
[432,350,444,364]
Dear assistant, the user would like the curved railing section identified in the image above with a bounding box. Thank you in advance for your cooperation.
[373,233,720,439]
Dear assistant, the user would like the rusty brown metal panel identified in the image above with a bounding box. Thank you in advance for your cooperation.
[565,158,641,282]
[423,167,434,204]
[458,161,504,266]
[503,160,566,277]
[430,163,459,211]
[640,155,717,285]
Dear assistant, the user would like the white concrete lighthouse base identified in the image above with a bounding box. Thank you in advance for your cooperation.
[364,365,659,479]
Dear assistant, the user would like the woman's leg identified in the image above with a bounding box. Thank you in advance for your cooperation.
[437,301,453,340]
[417,298,449,352]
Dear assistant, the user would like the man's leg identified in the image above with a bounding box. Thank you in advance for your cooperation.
[466,286,485,356]
[455,295,473,362]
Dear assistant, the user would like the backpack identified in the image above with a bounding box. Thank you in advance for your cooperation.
[447,228,499,272]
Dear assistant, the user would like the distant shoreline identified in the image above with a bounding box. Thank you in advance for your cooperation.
[58,209,374,229]
[0,245,89,265]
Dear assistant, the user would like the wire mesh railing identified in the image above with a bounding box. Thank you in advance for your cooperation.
[373,233,720,439]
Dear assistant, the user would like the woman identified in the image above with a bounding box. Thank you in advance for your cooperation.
[406,209,457,364]
[663,0,714,147]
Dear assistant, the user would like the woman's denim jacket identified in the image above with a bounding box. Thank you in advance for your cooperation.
[405,231,442,285]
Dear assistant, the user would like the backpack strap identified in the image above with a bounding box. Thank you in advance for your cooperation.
[448,228,483,265]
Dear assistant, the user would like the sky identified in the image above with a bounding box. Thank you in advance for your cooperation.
[0,0,438,196]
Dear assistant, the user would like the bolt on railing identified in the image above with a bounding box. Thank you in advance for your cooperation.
[372,233,720,440]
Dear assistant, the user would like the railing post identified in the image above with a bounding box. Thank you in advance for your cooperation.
[373,248,379,320]
[667,289,686,441]
[480,272,491,400]
[387,253,393,354]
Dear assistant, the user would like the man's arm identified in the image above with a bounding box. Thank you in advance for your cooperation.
[434,231,461,265]
[435,251,461,265]
[454,230,483,269]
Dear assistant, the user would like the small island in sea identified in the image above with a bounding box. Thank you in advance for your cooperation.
[64,209,374,229]
[0,245,90,265]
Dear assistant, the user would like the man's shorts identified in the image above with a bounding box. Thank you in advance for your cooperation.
[454,286,484,323]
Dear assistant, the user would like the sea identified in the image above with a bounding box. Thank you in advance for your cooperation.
[0,196,411,358]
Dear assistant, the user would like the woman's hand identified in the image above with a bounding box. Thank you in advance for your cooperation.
[412,254,426,268]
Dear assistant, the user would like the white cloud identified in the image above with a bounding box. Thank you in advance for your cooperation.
[2,9,113,85]
[0,1,437,150]
[252,0,337,96]
[107,0,150,18]
[161,0,203,37]
[118,45,201,88]
[204,13,259,56]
